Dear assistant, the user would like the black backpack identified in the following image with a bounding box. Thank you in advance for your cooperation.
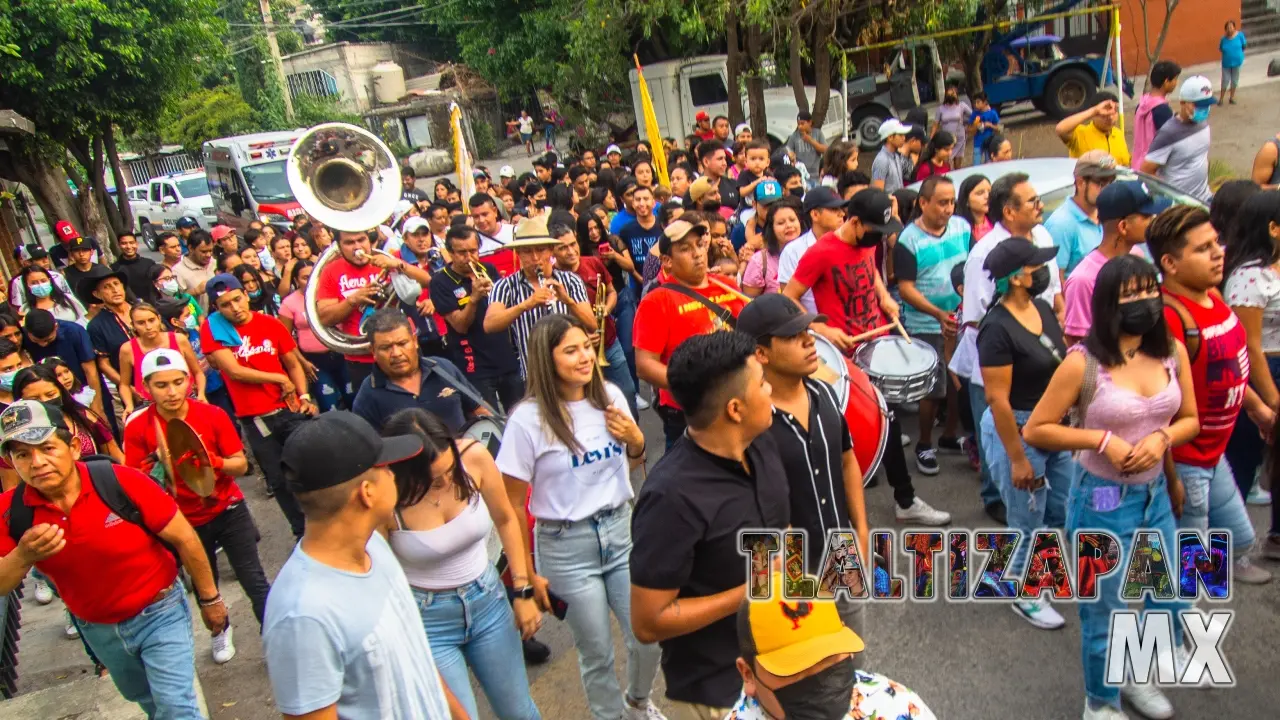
[6,456,176,557]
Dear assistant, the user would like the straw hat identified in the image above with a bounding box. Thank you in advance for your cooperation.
[505,216,560,248]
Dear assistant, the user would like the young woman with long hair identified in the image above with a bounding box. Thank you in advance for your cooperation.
[117,302,205,416]
[957,174,994,244]
[632,158,656,190]
[743,196,806,297]
[15,364,123,463]
[44,356,97,409]
[495,314,661,720]
[149,264,203,325]
[278,260,351,413]
[1024,255,1198,720]
[914,130,956,182]
[19,266,87,325]
[231,263,280,316]
[381,409,542,720]
[984,132,1015,163]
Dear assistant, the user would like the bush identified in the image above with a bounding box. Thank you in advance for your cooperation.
[291,94,365,128]
[471,118,498,160]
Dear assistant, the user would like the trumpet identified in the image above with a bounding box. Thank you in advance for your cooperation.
[593,275,611,366]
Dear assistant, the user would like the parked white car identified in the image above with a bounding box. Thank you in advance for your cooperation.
[132,171,215,248]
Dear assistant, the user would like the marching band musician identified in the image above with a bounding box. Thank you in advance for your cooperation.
[123,348,271,665]
[632,217,748,449]
[484,216,596,378]
[313,228,432,390]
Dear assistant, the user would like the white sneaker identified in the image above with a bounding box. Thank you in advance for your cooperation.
[32,577,53,605]
[65,612,79,639]
[895,497,951,525]
[624,698,667,720]
[1246,485,1272,505]
[636,395,651,411]
[1012,599,1066,630]
[211,625,236,664]
[1234,555,1273,584]
[1083,701,1130,720]
[900,433,911,447]
[1121,683,1173,719]
[1173,643,1212,689]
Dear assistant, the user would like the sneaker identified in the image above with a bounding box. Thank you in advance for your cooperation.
[1083,701,1130,720]
[1012,599,1066,630]
[915,444,939,475]
[1264,534,1280,561]
[64,617,80,640]
[937,435,963,453]
[211,625,236,664]
[895,497,950,525]
[624,698,668,720]
[900,433,911,447]
[523,636,551,665]
[32,577,54,605]
[1234,556,1273,585]
[984,500,1007,525]
[1246,485,1272,506]
[1121,683,1172,719]
[636,395,651,411]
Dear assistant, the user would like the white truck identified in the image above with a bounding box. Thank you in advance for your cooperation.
[131,171,216,249]
[628,55,845,152]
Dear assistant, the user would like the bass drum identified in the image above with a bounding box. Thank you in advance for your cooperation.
[812,334,889,486]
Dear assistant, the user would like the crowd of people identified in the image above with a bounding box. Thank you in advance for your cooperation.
[1,46,1279,720]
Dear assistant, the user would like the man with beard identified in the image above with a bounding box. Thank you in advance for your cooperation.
[1044,152,1116,278]
[123,348,269,664]
[616,185,663,293]
[110,233,157,302]
[314,228,431,389]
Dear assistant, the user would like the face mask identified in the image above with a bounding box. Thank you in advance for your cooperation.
[29,282,53,299]
[73,386,96,407]
[1192,106,1210,123]
[183,314,199,331]
[700,200,721,213]
[789,187,805,199]
[249,288,263,300]
[1027,266,1052,297]
[857,229,883,248]
[160,278,180,296]
[1118,297,1163,336]
[0,370,18,392]
[44,395,63,407]
[768,657,856,720]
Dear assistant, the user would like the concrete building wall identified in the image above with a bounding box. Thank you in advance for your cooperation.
[282,42,400,113]
[1120,0,1242,75]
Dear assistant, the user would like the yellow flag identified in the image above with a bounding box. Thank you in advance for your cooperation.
[450,102,477,213]
[634,56,669,188]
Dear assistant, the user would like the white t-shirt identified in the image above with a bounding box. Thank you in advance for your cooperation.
[951,223,1061,385]
[518,116,534,135]
[777,230,818,314]
[1224,261,1280,352]
[479,223,513,255]
[496,383,635,521]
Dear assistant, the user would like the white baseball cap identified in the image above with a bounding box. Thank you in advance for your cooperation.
[401,217,430,235]
[735,123,751,136]
[141,348,188,380]
[877,118,912,141]
[499,165,515,178]
[606,144,622,155]
[1177,75,1217,105]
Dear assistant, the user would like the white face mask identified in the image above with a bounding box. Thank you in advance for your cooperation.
[160,278,180,296]
[73,386,97,407]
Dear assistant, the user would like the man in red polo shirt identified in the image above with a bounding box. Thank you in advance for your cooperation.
[314,228,431,389]
[634,217,747,448]
[124,348,271,664]
[0,399,226,718]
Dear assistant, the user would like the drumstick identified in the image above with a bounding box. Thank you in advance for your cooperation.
[890,314,912,344]
[706,275,752,304]
[849,324,893,344]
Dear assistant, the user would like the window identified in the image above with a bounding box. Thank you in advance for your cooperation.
[150,183,162,203]
[161,183,178,203]
[688,73,729,107]
[175,177,208,200]
[242,160,293,203]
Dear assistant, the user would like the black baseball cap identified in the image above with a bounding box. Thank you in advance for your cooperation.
[846,188,904,235]
[281,411,423,494]
[1096,180,1171,223]
[737,293,826,340]
[205,273,243,305]
[802,186,845,214]
[68,236,95,252]
[984,236,1059,280]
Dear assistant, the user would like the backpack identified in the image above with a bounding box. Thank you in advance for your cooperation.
[6,456,177,558]
[1160,289,1220,365]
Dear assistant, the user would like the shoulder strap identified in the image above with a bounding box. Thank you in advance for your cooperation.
[420,357,502,418]
[1161,293,1201,363]
[85,459,179,558]
[1075,348,1100,428]
[6,484,33,546]
[658,283,736,328]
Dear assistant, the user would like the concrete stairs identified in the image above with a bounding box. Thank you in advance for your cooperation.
[1243,0,1280,55]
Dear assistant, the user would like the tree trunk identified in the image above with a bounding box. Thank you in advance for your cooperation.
[0,136,84,242]
[1148,0,1182,65]
[726,5,746,127]
[745,23,768,141]
[810,11,835,129]
[103,124,135,233]
[65,137,114,263]
[789,1,811,116]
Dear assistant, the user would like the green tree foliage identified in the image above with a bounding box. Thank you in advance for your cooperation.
[163,87,257,155]
[291,93,366,127]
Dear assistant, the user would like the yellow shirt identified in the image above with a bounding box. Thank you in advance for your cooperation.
[1067,122,1131,167]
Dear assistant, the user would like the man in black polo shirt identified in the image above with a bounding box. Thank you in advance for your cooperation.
[429,226,523,412]
[630,331,789,717]
[22,309,107,419]
[351,308,486,431]
[737,294,869,635]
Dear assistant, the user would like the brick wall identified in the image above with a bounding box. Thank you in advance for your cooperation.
[1120,0,1242,75]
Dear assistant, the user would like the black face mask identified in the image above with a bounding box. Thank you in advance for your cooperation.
[1118,297,1163,336]
[1027,266,1051,297]
[768,656,856,720]
[789,187,805,198]
[700,199,722,213]
[857,230,883,248]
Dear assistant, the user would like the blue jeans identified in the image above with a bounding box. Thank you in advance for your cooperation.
[980,407,1070,576]
[1225,355,1280,536]
[1067,469,1187,708]
[967,381,1001,506]
[613,285,640,393]
[535,505,661,720]
[601,338,638,418]
[413,565,540,720]
[303,350,353,412]
[76,584,203,719]
[1175,458,1255,550]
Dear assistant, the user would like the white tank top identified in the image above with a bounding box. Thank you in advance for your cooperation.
[389,494,493,590]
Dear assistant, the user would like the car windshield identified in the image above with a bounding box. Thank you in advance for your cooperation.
[176,177,208,199]
[1118,168,1207,209]
[242,160,294,203]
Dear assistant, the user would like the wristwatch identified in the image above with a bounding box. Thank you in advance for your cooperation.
[509,585,535,601]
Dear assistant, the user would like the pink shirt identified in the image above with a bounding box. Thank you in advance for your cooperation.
[278,291,327,354]
[1075,346,1182,484]
[743,251,780,294]
[1061,250,1108,337]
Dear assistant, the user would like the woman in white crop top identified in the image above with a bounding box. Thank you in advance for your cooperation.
[381,408,542,720]
[495,314,662,720]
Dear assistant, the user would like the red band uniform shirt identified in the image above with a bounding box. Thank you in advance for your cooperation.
[314,255,383,363]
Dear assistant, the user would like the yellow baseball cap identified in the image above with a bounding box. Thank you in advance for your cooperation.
[738,572,864,677]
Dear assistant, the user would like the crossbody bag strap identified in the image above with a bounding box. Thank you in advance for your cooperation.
[658,283,736,328]
[1075,349,1100,429]
[421,357,502,418]
[1161,293,1202,363]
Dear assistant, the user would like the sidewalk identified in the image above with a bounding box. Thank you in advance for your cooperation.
[1131,47,1280,95]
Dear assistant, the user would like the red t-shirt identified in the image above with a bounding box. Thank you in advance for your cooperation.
[123,401,246,527]
[791,232,885,338]
[315,255,382,363]
[633,277,747,409]
[0,463,179,624]
[569,256,618,348]
[1162,290,1250,467]
[199,312,297,418]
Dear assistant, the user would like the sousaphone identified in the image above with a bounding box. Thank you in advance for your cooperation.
[289,123,419,355]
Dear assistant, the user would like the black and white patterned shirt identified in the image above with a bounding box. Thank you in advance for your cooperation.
[490,268,588,377]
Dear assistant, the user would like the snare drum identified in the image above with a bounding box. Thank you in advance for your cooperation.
[854,336,939,404]
[811,333,888,485]
[460,416,506,459]
[811,333,851,407]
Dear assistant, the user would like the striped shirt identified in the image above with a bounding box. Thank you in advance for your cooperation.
[490,268,588,377]
[766,378,854,571]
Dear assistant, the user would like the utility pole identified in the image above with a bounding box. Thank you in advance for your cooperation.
[259,0,295,122]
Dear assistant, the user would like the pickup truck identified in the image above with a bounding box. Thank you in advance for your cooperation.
[131,171,216,249]
[629,55,845,152]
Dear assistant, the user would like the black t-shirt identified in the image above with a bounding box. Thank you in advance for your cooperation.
[428,263,520,379]
[63,263,100,307]
[630,433,791,706]
[112,255,157,303]
[1152,103,1174,132]
[715,174,741,211]
[977,300,1066,411]
[402,187,429,204]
